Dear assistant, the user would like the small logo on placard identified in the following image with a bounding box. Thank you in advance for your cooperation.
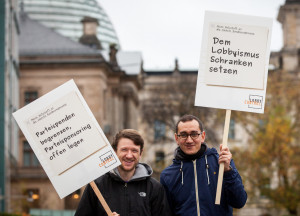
[99,150,117,168]
[244,95,263,109]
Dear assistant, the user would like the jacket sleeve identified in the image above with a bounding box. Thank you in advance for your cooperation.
[222,160,248,208]
[75,183,104,216]
[149,178,173,216]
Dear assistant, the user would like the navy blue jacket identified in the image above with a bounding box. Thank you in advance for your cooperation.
[160,146,247,216]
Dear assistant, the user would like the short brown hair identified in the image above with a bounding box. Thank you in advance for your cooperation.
[175,114,204,133]
[112,129,144,152]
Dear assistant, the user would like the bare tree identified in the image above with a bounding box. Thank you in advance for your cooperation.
[141,73,221,145]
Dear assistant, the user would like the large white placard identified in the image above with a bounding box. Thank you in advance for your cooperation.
[13,80,121,198]
[195,11,273,113]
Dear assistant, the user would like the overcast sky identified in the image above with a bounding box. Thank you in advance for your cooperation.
[99,0,286,70]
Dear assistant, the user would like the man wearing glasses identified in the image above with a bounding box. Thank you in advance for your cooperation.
[160,114,247,216]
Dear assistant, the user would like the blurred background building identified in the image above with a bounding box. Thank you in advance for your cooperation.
[1,0,300,215]
[0,0,20,213]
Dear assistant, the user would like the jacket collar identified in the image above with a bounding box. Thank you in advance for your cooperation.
[174,143,207,161]
[109,163,153,182]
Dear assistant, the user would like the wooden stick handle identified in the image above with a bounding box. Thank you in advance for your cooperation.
[215,109,231,205]
[90,181,113,216]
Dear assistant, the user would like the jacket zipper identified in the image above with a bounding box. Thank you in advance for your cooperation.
[193,160,200,216]
[205,155,210,185]
[124,182,128,215]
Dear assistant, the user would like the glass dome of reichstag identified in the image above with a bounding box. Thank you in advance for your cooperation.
[21,0,120,50]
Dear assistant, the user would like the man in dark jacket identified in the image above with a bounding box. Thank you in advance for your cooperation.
[160,114,247,216]
[75,129,171,216]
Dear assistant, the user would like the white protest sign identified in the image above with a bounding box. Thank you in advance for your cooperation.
[195,11,273,205]
[13,79,121,198]
[195,11,273,113]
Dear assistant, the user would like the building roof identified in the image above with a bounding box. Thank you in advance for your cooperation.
[117,51,143,75]
[286,0,300,4]
[101,50,143,75]
[21,0,120,51]
[19,13,103,57]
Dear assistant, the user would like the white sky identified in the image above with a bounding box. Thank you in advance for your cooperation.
[99,0,286,70]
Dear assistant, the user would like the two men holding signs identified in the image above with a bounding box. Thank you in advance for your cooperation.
[75,116,247,216]
[13,10,273,216]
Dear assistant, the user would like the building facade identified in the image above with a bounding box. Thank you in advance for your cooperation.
[0,0,20,213]
[271,0,300,76]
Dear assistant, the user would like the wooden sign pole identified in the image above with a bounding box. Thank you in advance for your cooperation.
[90,181,113,216]
[215,109,231,205]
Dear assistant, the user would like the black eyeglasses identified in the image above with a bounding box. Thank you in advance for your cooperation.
[177,132,202,140]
